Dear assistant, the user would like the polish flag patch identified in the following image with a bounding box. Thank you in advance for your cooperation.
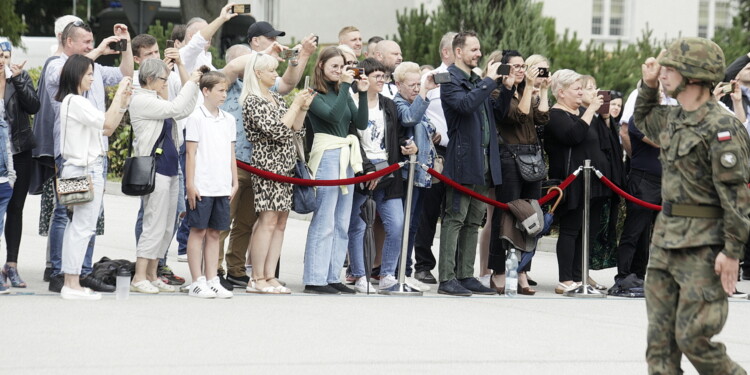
[717,131,732,142]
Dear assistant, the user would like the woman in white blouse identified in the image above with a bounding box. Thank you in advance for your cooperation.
[127,58,200,294]
[56,54,131,300]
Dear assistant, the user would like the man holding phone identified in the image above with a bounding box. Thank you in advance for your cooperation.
[437,30,513,296]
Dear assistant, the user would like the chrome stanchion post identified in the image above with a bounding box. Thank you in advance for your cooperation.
[382,154,422,296]
[565,159,605,298]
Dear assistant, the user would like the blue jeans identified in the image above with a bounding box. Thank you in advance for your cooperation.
[403,185,426,277]
[303,148,354,286]
[0,182,13,235]
[49,156,98,277]
[348,187,404,278]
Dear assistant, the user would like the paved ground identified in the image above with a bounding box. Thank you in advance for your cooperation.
[1,191,749,374]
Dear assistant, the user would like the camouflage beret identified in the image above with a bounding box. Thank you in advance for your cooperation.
[658,37,725,84]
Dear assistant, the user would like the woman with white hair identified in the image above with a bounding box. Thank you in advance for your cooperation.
[544,69,604,294]
[128,58,200,293]
[240,53,314,294]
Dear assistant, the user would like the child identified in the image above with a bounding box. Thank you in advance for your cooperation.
[184,67,238,299]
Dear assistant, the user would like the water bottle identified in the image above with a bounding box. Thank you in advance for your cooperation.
[505,248,519,297]
[116,266,131,300]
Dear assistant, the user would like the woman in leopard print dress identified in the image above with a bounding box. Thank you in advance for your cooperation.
[240,53,314,294]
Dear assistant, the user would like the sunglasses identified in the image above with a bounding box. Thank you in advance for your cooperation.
[67,20,92,33]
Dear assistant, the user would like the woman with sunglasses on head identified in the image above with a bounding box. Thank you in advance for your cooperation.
[302,46,369,294]
[56,54,131,300]
[0,41,39,290]
[127,59,201,294]
[240,53,314,294]
[484,50,549,296]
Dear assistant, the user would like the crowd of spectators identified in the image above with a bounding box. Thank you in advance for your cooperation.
[1,3,749,299]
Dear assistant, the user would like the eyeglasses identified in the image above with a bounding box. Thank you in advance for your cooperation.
[371,74,386,82]
[0,42,11,52]
[511,64,526,70]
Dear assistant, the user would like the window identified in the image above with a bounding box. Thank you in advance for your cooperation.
[698,0,709,38]
[592,0,604,35]
[714,0,732,29]
[609,0,624,36]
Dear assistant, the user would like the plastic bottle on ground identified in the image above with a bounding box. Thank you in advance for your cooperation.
[505,248,519,297]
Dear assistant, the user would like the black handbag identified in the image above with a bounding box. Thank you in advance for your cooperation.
[504,141,547,182]
[291,133,317,214]
[121,125,166,196]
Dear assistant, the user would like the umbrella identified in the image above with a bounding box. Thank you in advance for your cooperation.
[359,191,377,294]
[519,187,564,270]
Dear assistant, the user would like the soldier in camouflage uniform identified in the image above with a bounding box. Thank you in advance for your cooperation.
[635,37,749,375]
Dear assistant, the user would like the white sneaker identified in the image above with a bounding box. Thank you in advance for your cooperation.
[208,277,233,299]
[478,274,491,289]
[189,277,216,298]
[730,289,749,299]
[130,279,159,294]
[151,279,176,292]
[354,276,376,294]
[61,286,102,300]
[177,254,188,262]
[378,274,398,290]
[405,276,431,292]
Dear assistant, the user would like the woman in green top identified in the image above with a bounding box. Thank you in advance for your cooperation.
[302,46,370,294]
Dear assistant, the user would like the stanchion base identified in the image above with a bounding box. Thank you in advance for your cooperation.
[563,284,607,298]
[379,283,423,296]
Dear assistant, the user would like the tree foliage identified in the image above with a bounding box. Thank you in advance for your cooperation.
[0,0,27,46]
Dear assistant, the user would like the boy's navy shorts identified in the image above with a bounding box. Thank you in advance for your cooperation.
[187,196,230,230]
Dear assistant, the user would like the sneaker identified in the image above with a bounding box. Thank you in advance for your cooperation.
[60,286,101,300]
[478,274,491,289]
[158,265,185,286]
[43,266,52,282]
[227,274,250,288]
[151,278,176,292]
[189,277,216,298]
[208,277,234,299]
[303,284,340,295]
[217,272,234,291]
[130,279,159,294]
[405,276,431,292]
[438,279,472,297]
[354,276,376,294]
[730,289,749,299]
[345,273,357,285]
[177,254,188,262]
[0,283,9,294]
[328,282,356,294]
[459,277,496,295]
[414,270,437,284]
[378,275,398,290]
[48,274,64,293]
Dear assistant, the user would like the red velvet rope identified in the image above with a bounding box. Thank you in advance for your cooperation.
[598,174,663,211]
[236,160,402,186]
[425,168,580,210]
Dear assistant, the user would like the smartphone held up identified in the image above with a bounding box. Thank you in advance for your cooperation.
[597,90,611,115]
[231,4,251,14]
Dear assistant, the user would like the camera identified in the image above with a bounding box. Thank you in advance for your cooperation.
[231,4,251,14]
[279,49,299,60]
[496,64,511,76]
[537,67,549,78]
[719,82,736,94]
[433,72,451,84]
[597,90,611,115]
[108,39,128,52]
[347,67,365,79]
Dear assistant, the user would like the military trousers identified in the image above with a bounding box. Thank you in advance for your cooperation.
[645,244,746,375]
[438,183,488,282]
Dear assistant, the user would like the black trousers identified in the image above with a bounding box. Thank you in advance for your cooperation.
[5,150,33,263]
[616,170,661,280]
[556,197,607,282]
[488,153,541,273]
[413,147,447,273]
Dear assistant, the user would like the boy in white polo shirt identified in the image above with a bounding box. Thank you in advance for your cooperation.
[184,67,238,299]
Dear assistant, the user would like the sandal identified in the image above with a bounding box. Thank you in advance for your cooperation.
[555,282,580,294]
[246,279,277,294]
[490,275,505,295]
[267,278,291,294]
[3,264,26,288]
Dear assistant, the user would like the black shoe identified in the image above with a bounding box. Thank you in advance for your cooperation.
[80,274,116,293]
[43,267,52,282]
[437,279,472,296]
[217,272,234,291]
[458,277,496,295]
[227,274,250,288]
[328,282,356,294]
[414,270,437,284]
[527,275,538,286]
[303,284,341,295]
[48,274,64,293]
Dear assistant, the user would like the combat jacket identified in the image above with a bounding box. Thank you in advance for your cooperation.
[634,84,750,260]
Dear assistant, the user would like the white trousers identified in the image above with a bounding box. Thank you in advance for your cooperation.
[61,158,104,275]
[136,173,179,259]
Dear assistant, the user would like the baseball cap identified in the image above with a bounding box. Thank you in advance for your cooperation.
[246,22,286,42]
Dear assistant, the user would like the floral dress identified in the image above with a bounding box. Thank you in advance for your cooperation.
[243,92,303,212]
